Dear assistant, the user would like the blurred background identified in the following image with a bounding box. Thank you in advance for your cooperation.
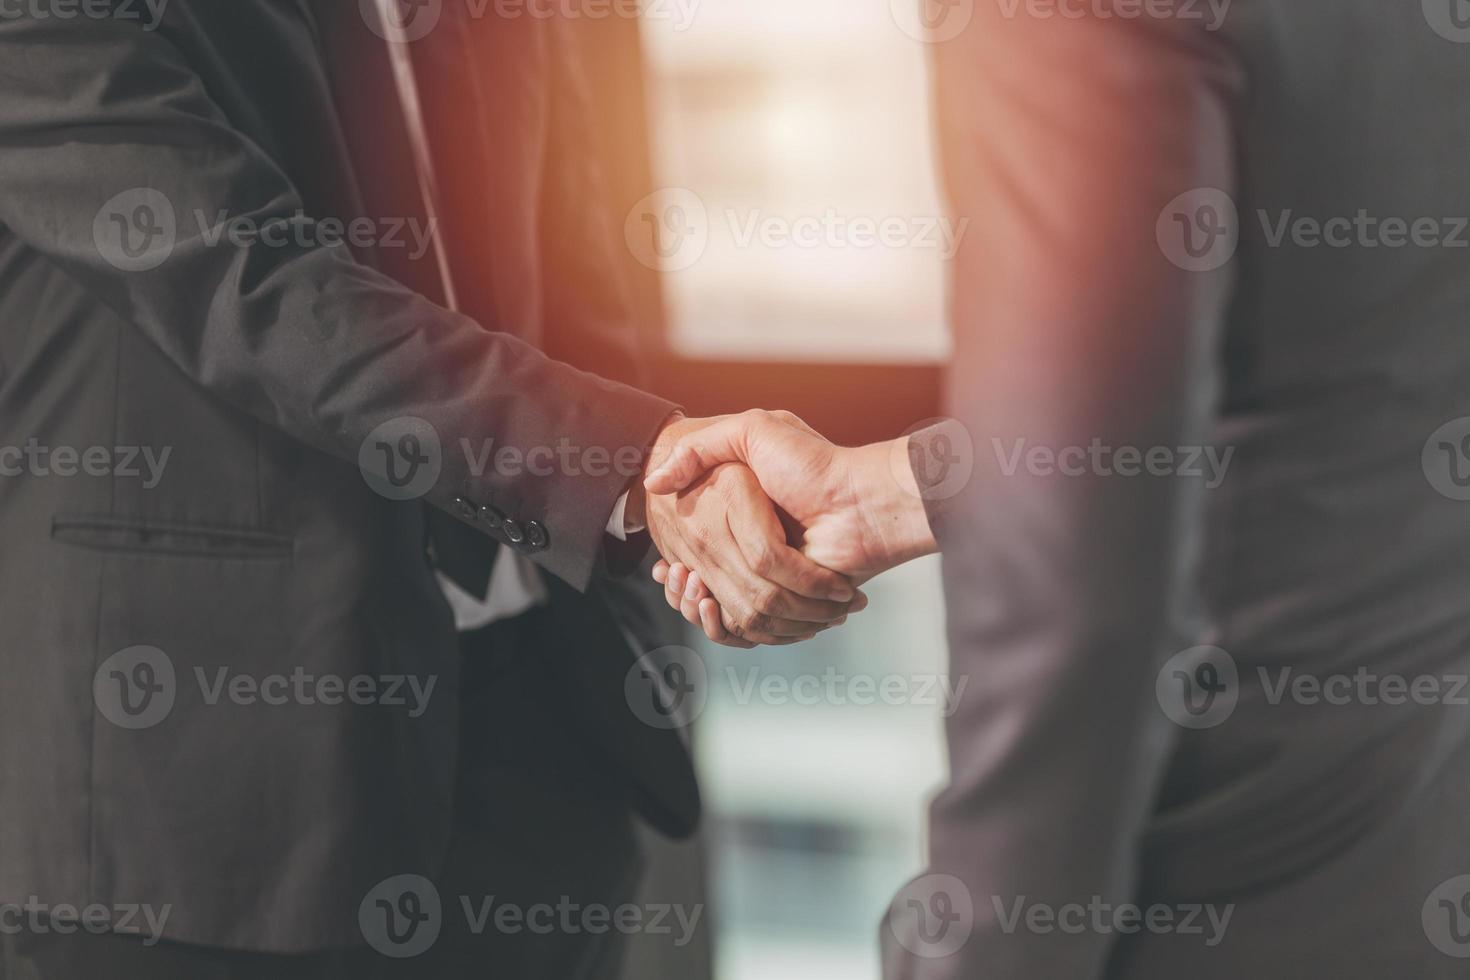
[601,4,956,979]
[642,0,950,364]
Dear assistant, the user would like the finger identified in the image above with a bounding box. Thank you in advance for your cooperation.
[678,570,707,626]
[728,488,856,611]
[678,596,704,630]
[704,526,849,639]
[665,562,689,613]
[682,568,711,603]
[691,540,832,640]
[701,599,755,648]
[718,605,815,646]
[643,416,751,495]
[697,598,726,642]
[667,562,688,598]
[652,559,670,586]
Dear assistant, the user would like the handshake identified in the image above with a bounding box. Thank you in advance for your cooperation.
[629,410,940,648]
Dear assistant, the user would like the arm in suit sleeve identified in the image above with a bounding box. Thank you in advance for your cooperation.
[885,9,1242,979]
[0,13,674,591]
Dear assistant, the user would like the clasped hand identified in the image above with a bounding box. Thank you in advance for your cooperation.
[631,410,937,647]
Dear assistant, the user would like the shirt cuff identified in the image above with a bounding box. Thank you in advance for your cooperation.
[606,490,646,542]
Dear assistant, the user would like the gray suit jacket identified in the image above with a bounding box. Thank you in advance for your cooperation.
[888,3,1470,977]
[0,0,694,954]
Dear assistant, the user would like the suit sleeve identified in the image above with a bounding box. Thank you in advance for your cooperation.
[537,16,667,570]
[885,8,1241,979]
[0,13,674,591]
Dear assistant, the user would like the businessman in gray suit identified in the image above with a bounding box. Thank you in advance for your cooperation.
[647,1,1470,976]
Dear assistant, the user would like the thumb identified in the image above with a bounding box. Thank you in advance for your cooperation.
[643,417,748,494]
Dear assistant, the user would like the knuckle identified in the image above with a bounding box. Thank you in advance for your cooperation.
[751,582,784,617]
[745,610,776,636]
[749,541,776,577]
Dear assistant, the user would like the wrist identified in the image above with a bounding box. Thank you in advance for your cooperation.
[632,410,699,531]
[846,438,938,569]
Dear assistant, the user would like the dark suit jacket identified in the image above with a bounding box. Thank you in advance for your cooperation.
[0,0,695,953]
[889,3,1470,978]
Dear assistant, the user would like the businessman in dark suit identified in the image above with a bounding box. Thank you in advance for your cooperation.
[647,2,1470,976]
[0,2,861,977]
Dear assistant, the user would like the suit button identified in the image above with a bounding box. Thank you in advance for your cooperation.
[503,520,526,545]
[525,521,549,551]
[478,504,505,529]
[453,497,477,520]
